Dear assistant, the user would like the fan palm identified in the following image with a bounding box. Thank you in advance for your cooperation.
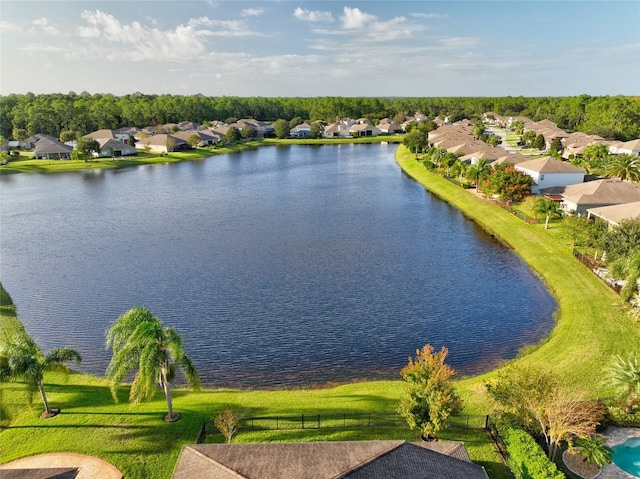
[1,333,81,417]
[604,154,640,181]
[604,353,640,413]
[533,197,561,230]
[106,307,201,421]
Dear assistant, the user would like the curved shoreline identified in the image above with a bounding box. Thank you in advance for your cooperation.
[2,143,638,396]
[394,145,639,407]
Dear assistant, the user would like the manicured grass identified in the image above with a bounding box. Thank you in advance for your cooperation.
[0,146,250,175]
[396,145,640,408]
[3,144,638,478]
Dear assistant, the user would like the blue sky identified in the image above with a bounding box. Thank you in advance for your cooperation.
[1,0,638,96]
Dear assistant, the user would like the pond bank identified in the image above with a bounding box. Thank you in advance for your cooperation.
[395,145,639,410]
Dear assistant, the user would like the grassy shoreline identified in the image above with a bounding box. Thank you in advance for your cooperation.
[395,145,639,406]
[2,143,638,478]
[0,136,403,175]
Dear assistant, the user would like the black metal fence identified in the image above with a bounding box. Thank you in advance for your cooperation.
[573,250,622,294]
[199,413,488,442]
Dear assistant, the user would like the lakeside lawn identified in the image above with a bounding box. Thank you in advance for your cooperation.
[0,135,403,176]
[2,143,639,478]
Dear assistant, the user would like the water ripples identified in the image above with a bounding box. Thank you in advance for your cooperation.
[0,144,556,387]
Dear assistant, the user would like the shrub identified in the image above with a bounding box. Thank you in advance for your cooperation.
[214,408,243,443]
[493,416,565,479]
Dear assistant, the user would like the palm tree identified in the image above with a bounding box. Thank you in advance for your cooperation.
[1,333,81,418]
[533,197,560,230]
[609,249,640,301]
[604,353,640,413]
[574,436,612,466]
[604,154,640,181]
[106,307,201,422]
[466,158,490,190]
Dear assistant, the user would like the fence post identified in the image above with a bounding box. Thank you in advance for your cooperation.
[251,418,254,431]
[317,414,320,429]
[276,416,279,430]
[344,413,346,428]
[368,413,371,427]
[302,414,305,429]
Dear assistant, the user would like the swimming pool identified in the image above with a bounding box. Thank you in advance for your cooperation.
[612,437,640,478]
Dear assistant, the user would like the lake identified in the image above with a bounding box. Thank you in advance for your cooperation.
[0,143,556,387]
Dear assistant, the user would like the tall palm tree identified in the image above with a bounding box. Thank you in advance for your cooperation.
[1,333,81,418]
[604,353,640,413]
[106,307,201,422]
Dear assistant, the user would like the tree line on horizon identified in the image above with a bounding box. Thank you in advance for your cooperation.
[1,93,639,142]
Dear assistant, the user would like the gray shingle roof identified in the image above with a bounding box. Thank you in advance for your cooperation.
[172,441,488,479]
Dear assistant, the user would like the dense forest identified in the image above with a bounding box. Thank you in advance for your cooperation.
[1,93,639,142]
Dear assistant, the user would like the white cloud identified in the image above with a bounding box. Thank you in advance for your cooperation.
[411,13,449,19]
[32,17,61,36]
[187,16,262,37]
[75,10,210,62]
[341,7,376,29]
[439,36,479,50]
[19,43,69,53]
[0,20,22,33]
[293,7,334,23]
[241,8,264,17]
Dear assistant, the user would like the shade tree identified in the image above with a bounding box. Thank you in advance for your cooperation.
[397,344,462,440]
[485,365,605,461]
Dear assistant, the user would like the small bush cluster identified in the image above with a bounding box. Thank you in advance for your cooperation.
[604,403,640,427]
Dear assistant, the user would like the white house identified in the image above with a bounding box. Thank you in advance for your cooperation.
[549,178,640,215]
[515,156,585,194]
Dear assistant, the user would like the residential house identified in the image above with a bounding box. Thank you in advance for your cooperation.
[323,122,351,138]
[231,119,274,137]
[514,156,585,194]
[544,178,640,215]
[93,138,137,157]
[587,201,640,227]
[33,138,73,159]
[173,130,219,146]
[290,122,311,138]
[22,133,56,149]
[459,150,501,165]
[114,126,141,142]
[349,123,381,137]
[492,153,531,166]
[610,139,640,156]
[135,134,187,153]
[83,129,115,141]
[172,441,489,479]
[377,121,403,134]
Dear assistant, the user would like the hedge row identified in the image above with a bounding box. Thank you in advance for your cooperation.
[492,417,565,479]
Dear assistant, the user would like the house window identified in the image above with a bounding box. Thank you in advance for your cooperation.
[540,174,544,180]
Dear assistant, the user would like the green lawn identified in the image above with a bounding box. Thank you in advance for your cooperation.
[2,144,638,478]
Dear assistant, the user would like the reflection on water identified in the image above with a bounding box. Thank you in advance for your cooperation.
[0,144,556,387]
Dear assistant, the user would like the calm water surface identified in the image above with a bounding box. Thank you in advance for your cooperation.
[0,144,556,387]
